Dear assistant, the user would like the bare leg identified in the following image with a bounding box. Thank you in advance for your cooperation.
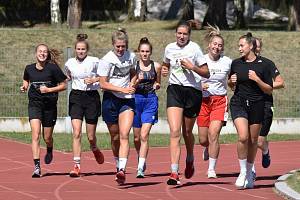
[71,119,83,158]
[30,119,42,159]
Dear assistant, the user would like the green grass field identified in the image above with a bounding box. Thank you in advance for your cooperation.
[0,20,300,118]
[286,170,300,193]
[1,132,300,152]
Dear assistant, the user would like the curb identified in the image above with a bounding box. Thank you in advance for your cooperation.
[274,169,300,200]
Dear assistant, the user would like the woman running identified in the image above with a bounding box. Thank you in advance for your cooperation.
[196,25,232,179]
[99,28,137,185]
[64,34,104,177]
[228,32,273,189]
[21,44,67,177]
[133,37,161,178]
[162,21,210,185]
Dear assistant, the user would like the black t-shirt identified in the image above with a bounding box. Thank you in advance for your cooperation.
[135,60,157,94]
[261,56,280,104]
[230,56,273,102]
[23,62,67,101]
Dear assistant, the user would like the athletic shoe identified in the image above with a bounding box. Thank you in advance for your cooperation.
[235,172,246,188]
[207,169,217,179]
[203,147,209,161]
[184,160,195,179]
[69,164,80,177]
[32,167,41,178]
[244,172,255,189]
[167,172,180,185]
[92,149,104,164]
[44,152,53,164]
[251,170,256,181]
[115,169,126,185]
[262,150,271,168]
[136,168,145,178]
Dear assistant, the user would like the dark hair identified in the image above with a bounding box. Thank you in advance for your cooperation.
[138,37,152,52]
[35,44,62,66]
[112,27,129,49]
[239,32,257,53]
[75,33,89,51]
[176,21,191,34]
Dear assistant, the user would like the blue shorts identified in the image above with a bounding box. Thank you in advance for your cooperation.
[133,93,158,128]
[102,91,135,124]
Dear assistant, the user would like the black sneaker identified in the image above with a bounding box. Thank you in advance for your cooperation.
[262,150,271,168]
[44,152,53,164]
[32,167,41,178]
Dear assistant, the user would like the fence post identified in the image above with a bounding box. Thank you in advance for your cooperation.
[65,47,72,134]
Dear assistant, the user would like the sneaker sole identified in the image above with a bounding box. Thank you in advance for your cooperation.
[116,173,125,185]
[32,174,41,178]
[136,174,144,178]
[69,173,80,177]
[167,178,180,185]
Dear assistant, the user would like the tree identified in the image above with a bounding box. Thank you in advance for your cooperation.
[67,0,83,28]
[127,0,147,21]
[203,0,229,29]
[288,0,300,31]
[50,0,61,25]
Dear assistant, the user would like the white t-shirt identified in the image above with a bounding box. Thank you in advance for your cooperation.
[65,56,101,91]
[100,50,136,99]
[163,41,207,90]
[202,54,232,97]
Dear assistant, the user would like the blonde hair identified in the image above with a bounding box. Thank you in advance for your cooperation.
[112,27,129,49]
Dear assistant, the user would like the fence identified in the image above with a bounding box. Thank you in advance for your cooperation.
[0,47,299,119]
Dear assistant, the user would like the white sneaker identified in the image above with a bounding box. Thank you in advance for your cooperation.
[203,147,209,161]
[244,172,255,189]
[207,170,217,179]
[235,172,246,188]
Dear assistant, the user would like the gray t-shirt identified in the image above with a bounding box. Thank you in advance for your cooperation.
[100,50,136,98]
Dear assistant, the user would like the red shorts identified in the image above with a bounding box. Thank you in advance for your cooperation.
[197,95,228,127]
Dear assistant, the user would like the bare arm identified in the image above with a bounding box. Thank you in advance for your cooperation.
[273,74,285,89]
[20,80,29,92]
[248,70,273,95]
[180,59,210,78]
[154,62,162,90]
[99,76,135,94]
[39,80,67,93]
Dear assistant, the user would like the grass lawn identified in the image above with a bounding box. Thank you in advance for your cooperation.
[286,170,300,193]
[1,132,300,152]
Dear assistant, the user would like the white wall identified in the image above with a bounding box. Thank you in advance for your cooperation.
[0,117,299,134]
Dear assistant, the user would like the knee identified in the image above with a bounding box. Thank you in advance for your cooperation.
[73,132,81,140]
[238,135,248,144]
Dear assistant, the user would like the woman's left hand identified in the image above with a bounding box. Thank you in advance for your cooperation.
[248,70,259,82]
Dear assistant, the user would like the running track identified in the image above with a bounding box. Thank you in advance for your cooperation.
[0,138,299,200]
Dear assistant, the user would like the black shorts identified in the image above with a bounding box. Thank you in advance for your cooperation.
[28,99,57,127]
[260,102,273,136]
[167,84,202,118]
[230,95,265,125]
[69,90,101,124]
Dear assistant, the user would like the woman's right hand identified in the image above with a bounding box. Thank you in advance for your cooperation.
[161,66,169,77]
[20,85,27,93]
[122,86,136,94]
[230,73,237,83]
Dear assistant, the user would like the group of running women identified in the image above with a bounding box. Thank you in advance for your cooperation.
[21,21,284,189]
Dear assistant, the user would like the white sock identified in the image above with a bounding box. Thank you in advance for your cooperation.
[238,159,247,174]
[118,158,127,170]
[208,157,217,171]
[73,156,81,167]
[138,157,146,170]
[114,157,119,169]
[171,164,179,173]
